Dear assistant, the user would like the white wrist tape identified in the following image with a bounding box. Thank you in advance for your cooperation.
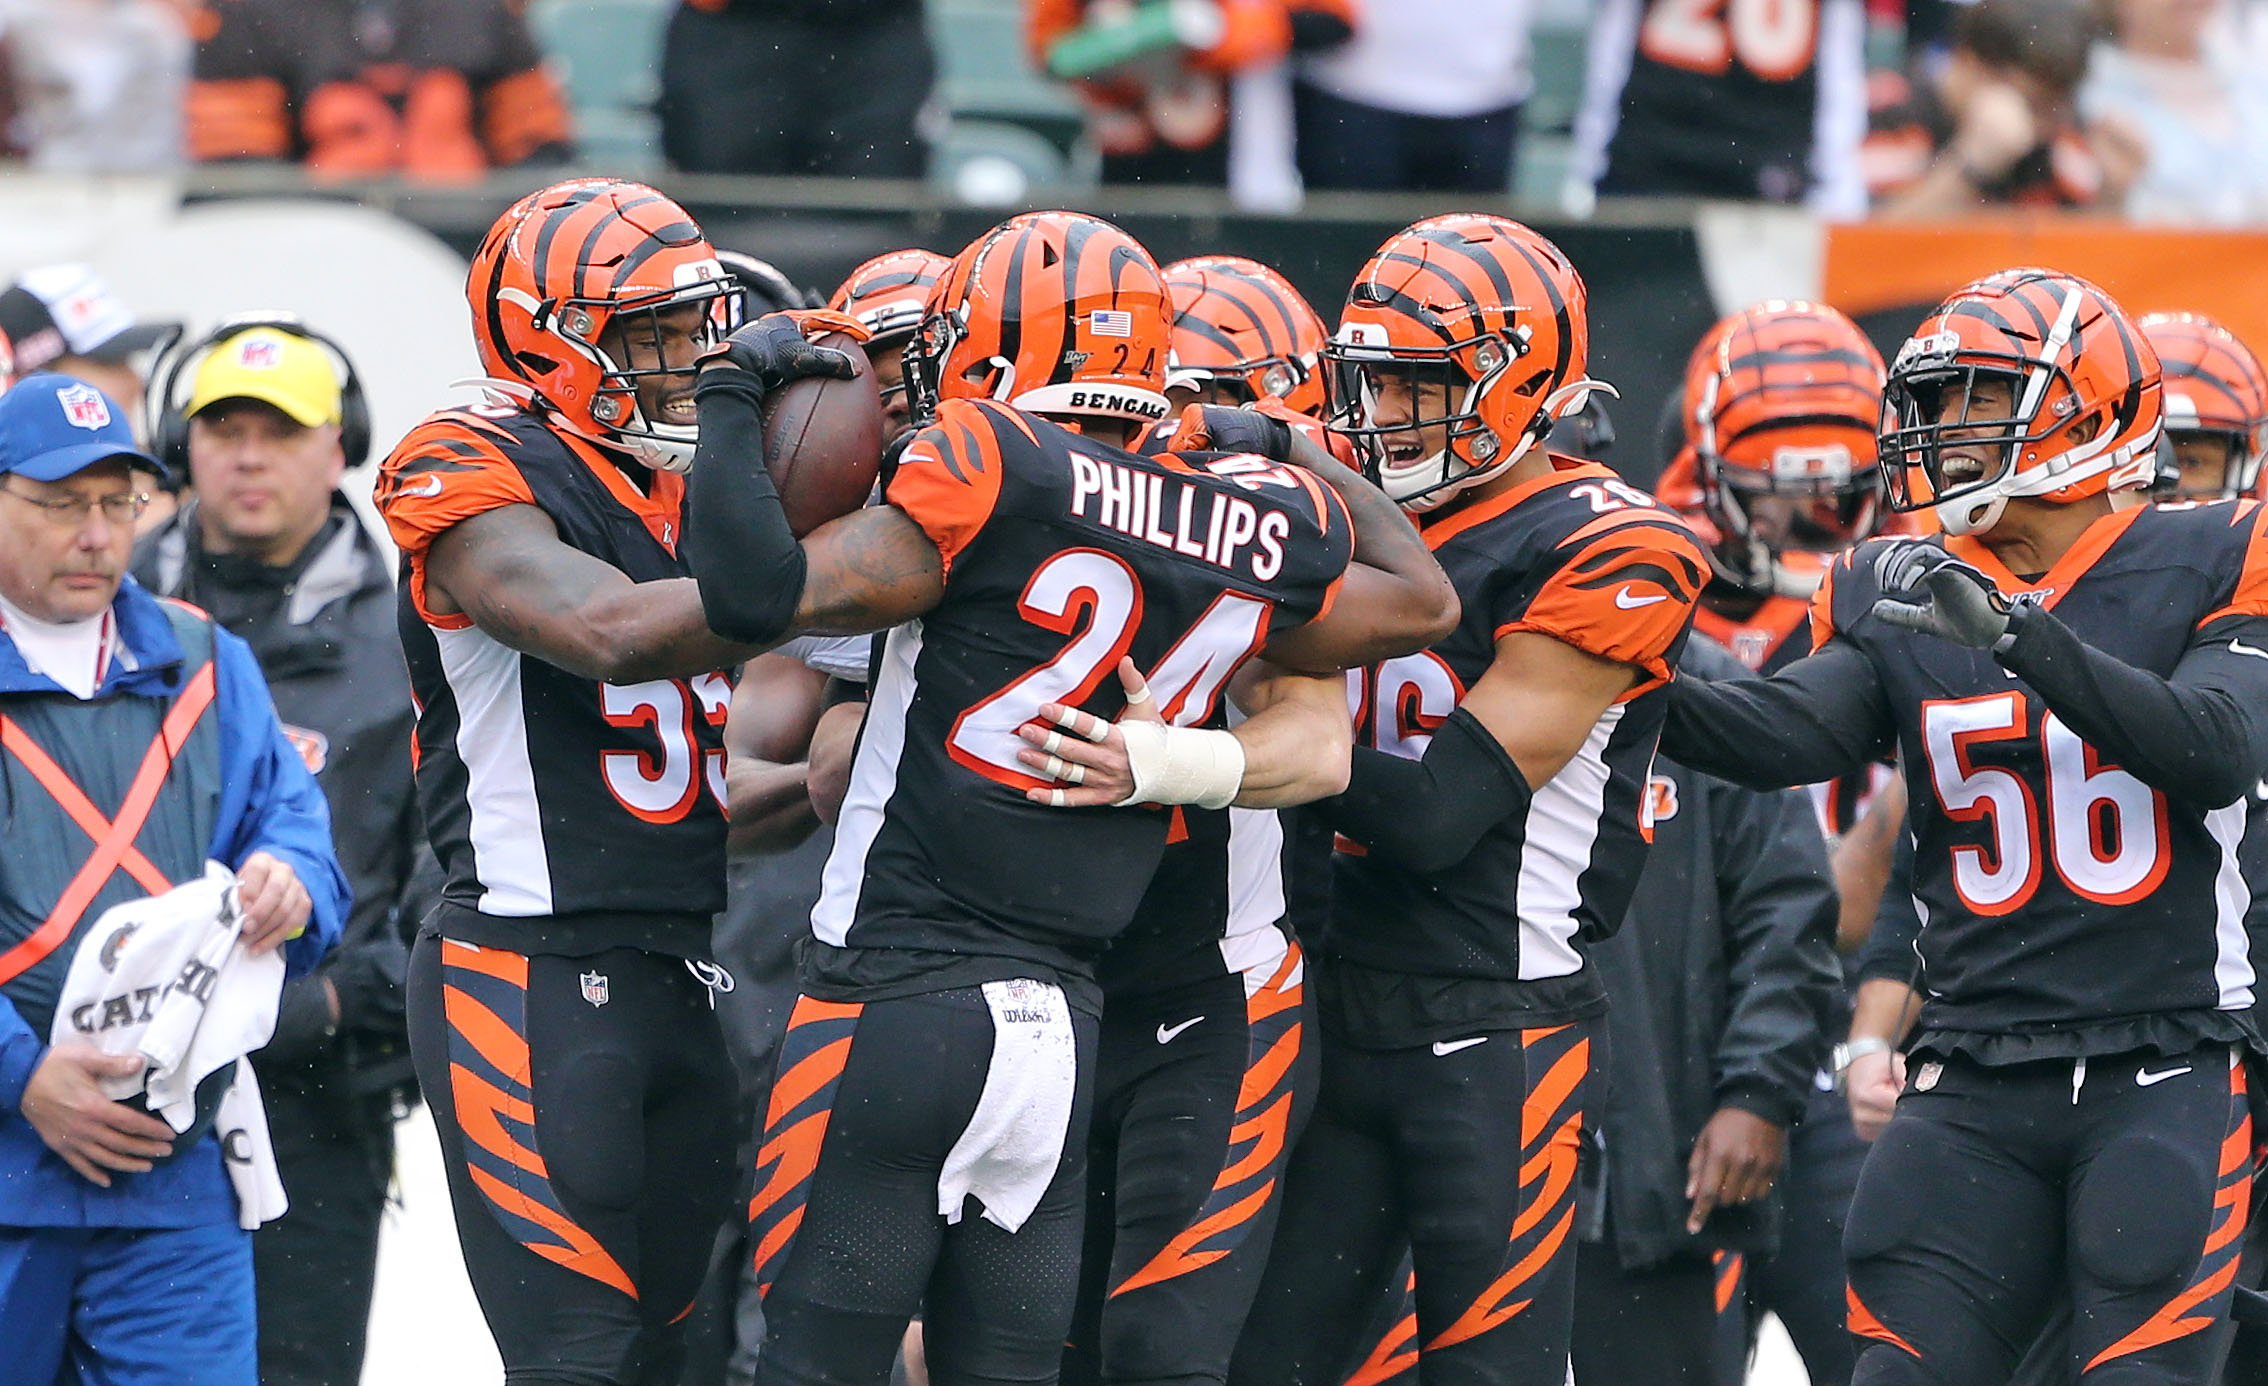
[1113,721,1246,810]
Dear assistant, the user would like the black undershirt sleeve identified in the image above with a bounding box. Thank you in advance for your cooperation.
[683,370,807,647]
[1659,637,1896,792]
[1314,707,1532,875]
[1995,604,2268,808]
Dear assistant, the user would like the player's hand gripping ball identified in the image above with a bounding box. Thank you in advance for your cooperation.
[707,312,885,536]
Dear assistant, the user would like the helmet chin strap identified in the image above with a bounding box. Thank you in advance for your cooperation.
[1936,492,2007,536]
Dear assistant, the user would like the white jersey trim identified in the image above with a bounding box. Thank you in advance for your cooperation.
[1517,702,1626,980]
[434,625,553,916]
[812,621,922,947]
[2206,800,2255,1010]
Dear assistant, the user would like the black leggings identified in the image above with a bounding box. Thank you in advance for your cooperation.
[1844,1046,2253,1386]
[751,985,1099,1386]
[407,935,738,1386]
[1230,1020,1595,1386]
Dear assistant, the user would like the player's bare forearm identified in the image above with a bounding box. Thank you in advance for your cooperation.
[1265,431,1459,672]
[1462,631,1641,789]
[1829,774,1905,954]
[723,653,830,853]
[1223,662,1353,808]
[790,505,948,635]
[726,759,818,854]
[807,701,867,824]
[1849,976,1921,1047]
[427,505,763,682]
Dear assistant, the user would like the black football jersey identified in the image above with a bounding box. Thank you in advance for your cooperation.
[1678,501,2268,1048]
[377,406,731,947]
[1576,0,1867,205]
[811,399,1353,992]
[1328,459,1709,996]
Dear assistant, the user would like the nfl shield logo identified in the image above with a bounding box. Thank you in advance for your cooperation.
[238,338,283,369]
[580,971,610,1007]
[57,382,110,431]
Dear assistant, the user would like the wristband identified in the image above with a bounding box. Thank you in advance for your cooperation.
[1114,722,1247,810]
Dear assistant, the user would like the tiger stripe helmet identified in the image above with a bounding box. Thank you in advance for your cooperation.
[1162,255,1328,416]
[467,178,736,472]
[2136,311,2268,500]
[1881,267,2162,536]
[829,248,952,349]
[904,211,1172,429]
[1324,214,1608,512]
[1685,300,1887,595]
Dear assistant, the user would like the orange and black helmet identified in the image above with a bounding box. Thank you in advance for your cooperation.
[830,248,953,348]
[1881,267,2161,535]
[1683,300,1886,593]
[467,178,736,471]
[1324,213,1607,511]
[2135,311,2268,500]
[904,211,1172,429]
[1162,255,1328,416]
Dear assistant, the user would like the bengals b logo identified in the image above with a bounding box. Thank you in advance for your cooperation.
[1641,773,1680,833]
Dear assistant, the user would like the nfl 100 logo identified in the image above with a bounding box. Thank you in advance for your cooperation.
[57,382,111,431]
[237,337,284,369]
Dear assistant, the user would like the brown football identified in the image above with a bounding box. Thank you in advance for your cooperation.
[761,331,884,537]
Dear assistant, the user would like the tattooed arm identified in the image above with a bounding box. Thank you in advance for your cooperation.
[423,504,766,682]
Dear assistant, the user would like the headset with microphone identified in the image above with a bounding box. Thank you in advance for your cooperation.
[148,313,372,489]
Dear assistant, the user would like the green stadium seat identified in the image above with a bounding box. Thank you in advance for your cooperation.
[529,0,671,168]
[1526,21,1591,135]
[927,0,1085,149]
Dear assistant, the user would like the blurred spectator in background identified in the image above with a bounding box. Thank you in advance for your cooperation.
[1566,0,1868,214]
[2079,0,2268,224]
[131,321,425,1386]
[661,0,935,177]
[186,0,573,182]
[0,0,187,170]
[1291,0,1539,193]
[1030,0,1347,186]
[1863,0,2138,216]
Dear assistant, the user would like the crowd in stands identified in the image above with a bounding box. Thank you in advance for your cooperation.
[0,0,2264,219]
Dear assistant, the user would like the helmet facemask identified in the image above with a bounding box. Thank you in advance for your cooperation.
[563,279,739,472]
[1704,458,1882,596]
[1328,333,1523,512]
[1881,358,2121,535]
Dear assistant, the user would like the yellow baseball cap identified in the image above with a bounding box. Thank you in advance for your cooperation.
[185,328,341,428]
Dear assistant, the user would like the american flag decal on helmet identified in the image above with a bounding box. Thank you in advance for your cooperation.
[1091,310,1132,337]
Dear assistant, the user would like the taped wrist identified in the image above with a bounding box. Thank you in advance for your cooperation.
[686,371,806,645]
[1319,707,1530,874]
[1113,721,1248,810]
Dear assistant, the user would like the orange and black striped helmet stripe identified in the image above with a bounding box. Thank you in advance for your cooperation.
[2139,311,2268,434]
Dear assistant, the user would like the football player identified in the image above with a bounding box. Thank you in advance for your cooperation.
[1161,255,1330,416]
[1230,213,1711,1386]
[680,210,1458,1386]
[1659,267,2268,1385]
[374,180,835,1382]
[829,247,953,445]
[2137,310,2268,502]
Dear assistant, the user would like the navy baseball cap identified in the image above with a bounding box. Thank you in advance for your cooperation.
[0,373,158,482]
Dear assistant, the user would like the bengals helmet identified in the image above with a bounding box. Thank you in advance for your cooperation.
[1162,256,1328,416]
[1324,214,1609,512]
[1684,300,1887,595]
[2135,311,2268,500]
[830,248,952,348]
[904,212,1172,430]
[467,178,737,472]
[1881,267,2162,535]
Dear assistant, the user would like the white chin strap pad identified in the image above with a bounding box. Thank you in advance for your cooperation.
[1936,493,2006,536]
[1113,722,1247,810]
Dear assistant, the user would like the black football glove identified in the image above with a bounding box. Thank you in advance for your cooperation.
[699,313,857,398]
[1870,540,2014,649]
[1170,402,1296,462]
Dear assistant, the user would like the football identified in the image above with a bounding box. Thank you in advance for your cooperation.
[762,330,885,536]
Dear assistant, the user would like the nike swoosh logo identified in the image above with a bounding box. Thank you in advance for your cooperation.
[1614,587,1669,609]
[1431,1036,1489,1057]
[2136,1065,2193,1087]
[400,475,443,498]
[2231,640,2268,661]
[1156,1017,1203,1044]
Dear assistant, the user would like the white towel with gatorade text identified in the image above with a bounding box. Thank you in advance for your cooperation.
[936,978,1078,1233]
[50,861,289,1227]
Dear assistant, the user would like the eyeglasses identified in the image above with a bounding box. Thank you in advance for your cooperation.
[0,481,151,528]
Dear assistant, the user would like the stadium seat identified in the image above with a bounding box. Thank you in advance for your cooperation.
[1526,21,1591,135]
[528,0,670,169]
[927,0,1085,151]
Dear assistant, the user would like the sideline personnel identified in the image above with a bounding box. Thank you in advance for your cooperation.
[0,372,347,1385]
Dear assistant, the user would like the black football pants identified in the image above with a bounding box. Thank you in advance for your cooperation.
[408,936,739,1385]
[1844,1045,2253,1386]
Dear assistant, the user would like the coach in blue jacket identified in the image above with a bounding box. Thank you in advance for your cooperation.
[0,374,346,1385]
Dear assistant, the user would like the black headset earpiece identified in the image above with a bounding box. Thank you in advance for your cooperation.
[149,315,371,490]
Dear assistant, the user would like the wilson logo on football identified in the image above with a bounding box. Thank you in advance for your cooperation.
[56,382,110,431]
